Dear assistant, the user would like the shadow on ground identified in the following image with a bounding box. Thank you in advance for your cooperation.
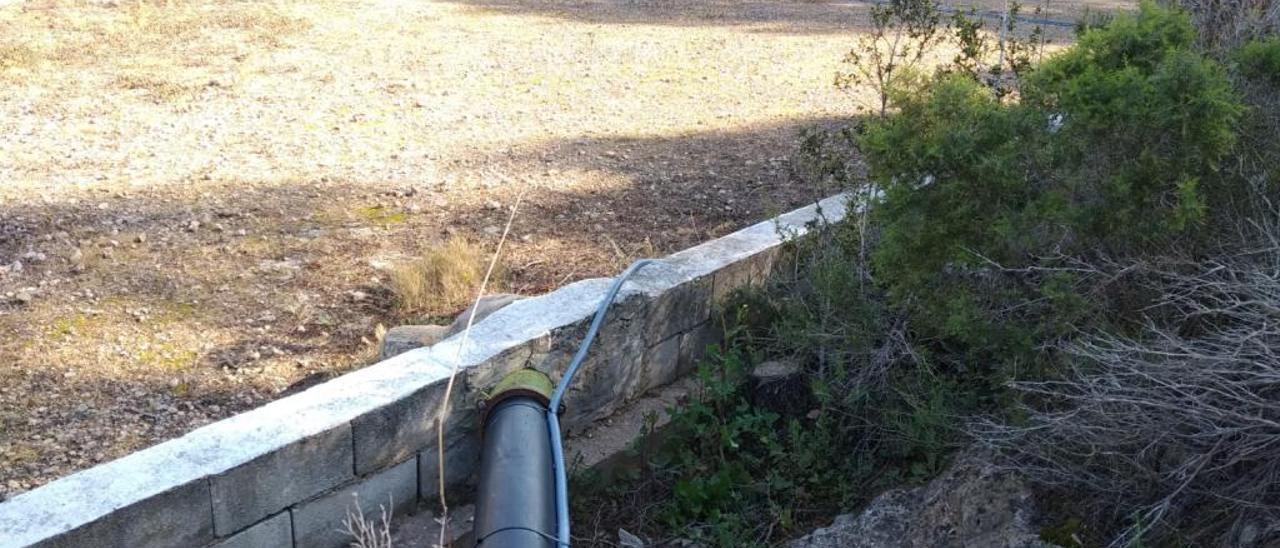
[446,0,875,35]
[0,113,856,494]
[446,0,1117,38]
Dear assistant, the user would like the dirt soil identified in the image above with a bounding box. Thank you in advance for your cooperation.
[0,0,1126,498]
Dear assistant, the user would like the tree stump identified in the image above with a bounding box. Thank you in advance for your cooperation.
[749,360,812,417]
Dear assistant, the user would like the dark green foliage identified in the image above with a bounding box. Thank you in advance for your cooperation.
[1025,3,1242,240]
[1236,37,1280,83]
[950,9,989,78]
[1057,3,1197,71]
[637,275,965,546]
[859,2,1244,374]
[1230,37,1280,198]
[1074,8,1116,37]
[654,346,798,545]
[645,343,848,546]
[848,3,1272,544]
[569,243,967,546]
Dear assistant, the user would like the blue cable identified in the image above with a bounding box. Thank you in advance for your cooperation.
[546,259,656,547]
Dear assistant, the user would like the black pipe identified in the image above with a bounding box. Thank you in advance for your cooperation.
[474,396,557,547]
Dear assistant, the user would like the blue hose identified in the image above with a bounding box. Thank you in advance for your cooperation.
[547,259,656,547]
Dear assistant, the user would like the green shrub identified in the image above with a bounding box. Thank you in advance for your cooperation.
[641,281,965,546]
[569,245,967,546]
[847,4,1268,544]
[1025,3,1243,242]
[858,2,1244,374]
[1056,2,1198,72]
[859,74,1041,334]
[649,344,847,546]
[1236,36,1280,83]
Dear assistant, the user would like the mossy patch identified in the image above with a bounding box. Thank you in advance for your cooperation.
[46,314,97,341]
[136,342,199,371]
[354,204,407,226]
[312,204,407,227]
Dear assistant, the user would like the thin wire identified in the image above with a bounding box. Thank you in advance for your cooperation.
[475,525,564,546]
[547,258,656,548]
[436,192,525,548]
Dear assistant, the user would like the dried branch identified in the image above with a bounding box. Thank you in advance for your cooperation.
[341,494,394,548]
[973,235,1280,546]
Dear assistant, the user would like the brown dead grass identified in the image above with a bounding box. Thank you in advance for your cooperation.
[0,43,36,69]
[113,72,197,101]
[390,237,505,315]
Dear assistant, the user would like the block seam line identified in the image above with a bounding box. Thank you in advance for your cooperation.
[350,419,359,477]
[205,476,217,542]
[289,507,299,548]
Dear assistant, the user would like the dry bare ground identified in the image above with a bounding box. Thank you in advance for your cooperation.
[0,0,1127,496]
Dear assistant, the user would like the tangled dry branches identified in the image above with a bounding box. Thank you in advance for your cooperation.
[1163,0,1280,48]
[975,238,1280,546]
[341,495,394,548]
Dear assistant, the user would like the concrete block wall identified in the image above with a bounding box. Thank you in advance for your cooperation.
[0,194,849,548]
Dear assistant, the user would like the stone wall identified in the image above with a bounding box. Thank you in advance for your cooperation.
[0,194,849,548]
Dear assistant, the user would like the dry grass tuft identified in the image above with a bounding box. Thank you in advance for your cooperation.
[0,44,38,70]
[390,237,505,315]
[114,72,195,101]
